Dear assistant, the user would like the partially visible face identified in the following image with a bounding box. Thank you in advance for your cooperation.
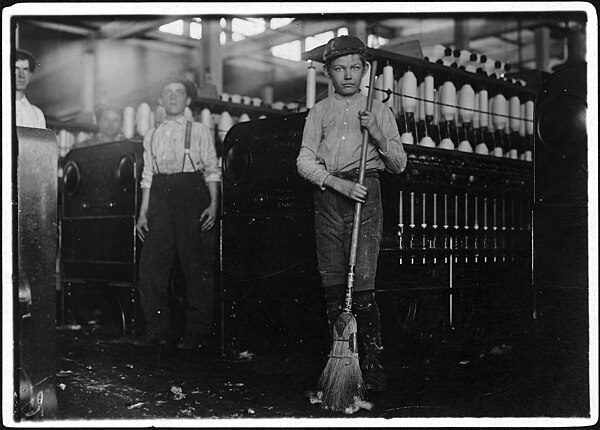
[15,59,32,92]
[324,54,367,98]
[98,110,123,139]
[159,82,190,117]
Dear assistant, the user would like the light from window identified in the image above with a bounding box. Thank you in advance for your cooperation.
[159,19,184,36]
[270,17,294,29]
[232,17,266,37]
[190,22,202,40]
[305,31,334,52]
[337,27,348,36]
[367,34,389,48]
[271,40,301,61]
[220,31,227,45]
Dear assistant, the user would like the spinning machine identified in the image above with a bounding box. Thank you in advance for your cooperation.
[220,45,536,354]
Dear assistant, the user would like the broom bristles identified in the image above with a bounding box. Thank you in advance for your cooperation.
[318,312,366,412]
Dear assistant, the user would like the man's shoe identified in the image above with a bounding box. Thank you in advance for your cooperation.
[132,333,163,348]
[362,356,386,392]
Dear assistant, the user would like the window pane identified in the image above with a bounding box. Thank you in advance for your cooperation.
[232,17,266,37]
[159,19,184,36]
[337,27,348,36]
[270,17,294,29]
[367,34,389,48]
[232,32,246,42]
[305,31,334,52]
[190,22,202,40]
[271,40,301,61]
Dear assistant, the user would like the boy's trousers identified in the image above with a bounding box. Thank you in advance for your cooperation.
[313,170,382,292]
[138,171,217,338]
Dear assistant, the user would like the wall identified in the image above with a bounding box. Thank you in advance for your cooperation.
[19,23,193,123]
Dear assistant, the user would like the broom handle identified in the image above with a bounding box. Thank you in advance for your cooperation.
[344,59,379,313]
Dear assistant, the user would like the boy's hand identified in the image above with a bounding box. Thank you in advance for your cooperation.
[333,178,367,203]
[358,111,384,142]
[136,213,149,242]
[199,204,218,232]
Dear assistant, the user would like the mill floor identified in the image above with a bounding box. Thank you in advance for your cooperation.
[49,291,591,426]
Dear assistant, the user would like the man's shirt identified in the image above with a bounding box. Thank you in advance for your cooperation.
[16,96,46,129]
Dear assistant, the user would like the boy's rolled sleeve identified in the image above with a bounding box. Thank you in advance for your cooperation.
[296,106,330,189]
[140,128,156,189]
[197,123,221,182]
[378,107,407,174]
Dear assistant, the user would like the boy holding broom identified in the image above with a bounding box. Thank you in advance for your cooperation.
[297,35,407,394]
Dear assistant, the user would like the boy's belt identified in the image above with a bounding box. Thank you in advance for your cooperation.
[330,168,379,181]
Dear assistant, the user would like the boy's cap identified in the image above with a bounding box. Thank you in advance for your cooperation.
[322,35,369,62]
[159,75,198,101]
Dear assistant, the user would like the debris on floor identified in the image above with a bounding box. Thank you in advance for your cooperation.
[170,386,186,401]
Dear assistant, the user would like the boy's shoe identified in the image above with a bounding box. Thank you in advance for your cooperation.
[362,355,386,392]
[132,333,163,348]
[175,333,208,350]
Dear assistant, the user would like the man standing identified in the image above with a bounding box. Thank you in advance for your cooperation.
[135,76,220,350]
[15,49,46,129]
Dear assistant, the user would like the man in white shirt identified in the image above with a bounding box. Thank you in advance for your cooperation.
[15,49,46,129]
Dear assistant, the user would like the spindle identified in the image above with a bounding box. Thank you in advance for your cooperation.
[439,80,456,150]
[123,106,135,139]
[136,102,151,137]
[306,61,316,109]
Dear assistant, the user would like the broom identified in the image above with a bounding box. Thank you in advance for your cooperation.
[318,59,379,413]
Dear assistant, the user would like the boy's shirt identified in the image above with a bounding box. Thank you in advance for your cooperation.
[141,115,221,189]
[297,91,407,189]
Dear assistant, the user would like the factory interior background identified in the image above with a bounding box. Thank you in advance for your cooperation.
[3,2,597,427]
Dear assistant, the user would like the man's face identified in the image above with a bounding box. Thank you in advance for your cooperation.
[98,110,123,139]
[159,82,190,117]
[324,54,367,98]
[15,59,32,92]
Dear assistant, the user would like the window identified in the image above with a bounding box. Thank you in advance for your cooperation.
[271,40,301,61]
[270,17,294,29]
[159,19,184,36]
[190,21,202,40]
[368,34,389,48]
[305,31,334,52]
[231,17,266,41]
[337,27,348,36]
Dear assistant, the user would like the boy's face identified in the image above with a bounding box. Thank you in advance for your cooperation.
[159,82,190,117]
[324,54,367,98]
[98,110,123,139]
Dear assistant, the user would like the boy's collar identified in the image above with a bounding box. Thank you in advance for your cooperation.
[165,114,188,123]
[332,89,363,102]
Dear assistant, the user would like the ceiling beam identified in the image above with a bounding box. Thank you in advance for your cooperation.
[493,34,522,46]
[95,17,185,39]
[383,18,565,50]
[221,19,347,59]
[144,29,201,48]
[22,19,94,36]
